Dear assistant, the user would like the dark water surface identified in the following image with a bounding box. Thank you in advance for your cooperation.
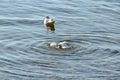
[0,0,120,80]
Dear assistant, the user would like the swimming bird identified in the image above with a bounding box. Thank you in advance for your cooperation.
[50,40,72,49]
[44,16,55,32]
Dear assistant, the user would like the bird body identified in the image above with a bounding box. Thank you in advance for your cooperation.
[44,16,55,32]
[50,41,72,49]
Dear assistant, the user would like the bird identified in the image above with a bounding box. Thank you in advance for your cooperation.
[50,40,72,49]
[44,16,55,32]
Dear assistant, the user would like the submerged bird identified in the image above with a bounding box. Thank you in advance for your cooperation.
[44,16,55,32]
[50,40,72,49]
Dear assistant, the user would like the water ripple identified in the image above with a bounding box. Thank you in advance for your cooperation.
[0,0,120,79]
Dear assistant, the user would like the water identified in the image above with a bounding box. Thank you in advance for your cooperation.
[0,0,120,80]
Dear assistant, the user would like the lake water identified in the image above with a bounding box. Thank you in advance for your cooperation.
[0,0,120,80]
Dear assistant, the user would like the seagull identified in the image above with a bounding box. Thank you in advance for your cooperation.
[44,16,55,32]
[50,40,72,49]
